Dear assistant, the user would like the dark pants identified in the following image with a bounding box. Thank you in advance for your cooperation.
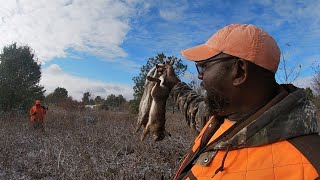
[33,119,44,130]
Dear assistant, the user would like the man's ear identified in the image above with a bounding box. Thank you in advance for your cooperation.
[232,59,248,86]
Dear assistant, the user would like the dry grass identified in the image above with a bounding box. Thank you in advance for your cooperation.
[0,108,196,179]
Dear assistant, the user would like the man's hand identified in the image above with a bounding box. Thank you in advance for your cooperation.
[156,63,181,90]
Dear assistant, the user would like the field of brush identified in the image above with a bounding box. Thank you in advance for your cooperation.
[0,108,197,179]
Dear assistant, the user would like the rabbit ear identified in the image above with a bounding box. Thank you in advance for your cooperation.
[170,58,175,65]
[146,76,161,84]
[156,63,165,68]
[147,66,159,80]
[147,66,156,76]
[156,64,166,76]
[166,57,175,66]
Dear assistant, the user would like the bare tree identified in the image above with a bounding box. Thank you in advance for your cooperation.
[187,71,204,95]
[313,65,320,94]
[312,64,320,109]
[276,50,302,84]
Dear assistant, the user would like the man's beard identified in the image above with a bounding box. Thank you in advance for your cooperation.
[203,89,230,116]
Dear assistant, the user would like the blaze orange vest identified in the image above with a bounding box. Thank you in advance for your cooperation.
[176,119,319,180]
[30,105,46,121]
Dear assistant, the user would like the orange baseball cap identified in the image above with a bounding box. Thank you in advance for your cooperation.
[35,100,41,105]
[181,24,281,73]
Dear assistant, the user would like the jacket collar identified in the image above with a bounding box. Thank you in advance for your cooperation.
[205,85,319,151]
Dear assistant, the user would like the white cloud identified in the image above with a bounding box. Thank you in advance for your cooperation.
[159,10,180,21]
[41,64,133,100]
[0,0,138,62]
[293,75,314,89]
[157,1,188,21]
[251,1,320,33]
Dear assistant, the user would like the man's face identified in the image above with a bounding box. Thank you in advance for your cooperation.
[36,104,41,108]
[197,55,235,116]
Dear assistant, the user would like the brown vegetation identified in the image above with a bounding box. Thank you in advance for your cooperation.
[0,108,195,179]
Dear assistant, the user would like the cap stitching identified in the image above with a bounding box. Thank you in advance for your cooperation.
[252,27,260,64]
[218,25,236,51]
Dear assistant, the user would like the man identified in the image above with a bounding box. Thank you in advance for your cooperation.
[159,24,320,179]
[29,100,47,131]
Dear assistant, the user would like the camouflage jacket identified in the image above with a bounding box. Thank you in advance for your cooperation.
[171,82,319,148]
[171,82,209,133]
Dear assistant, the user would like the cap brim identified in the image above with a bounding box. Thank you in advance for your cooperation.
[181,44,220,62]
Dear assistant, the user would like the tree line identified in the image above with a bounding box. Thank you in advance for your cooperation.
[45,87,127,110]
[0,43,128,113]
[1,42,320,114]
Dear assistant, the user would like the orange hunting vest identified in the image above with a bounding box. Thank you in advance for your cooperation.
[175,119,319,180]
[30,106,46,121]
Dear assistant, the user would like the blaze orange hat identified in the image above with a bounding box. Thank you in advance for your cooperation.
[35,100,41,105]
[181,24,281,73]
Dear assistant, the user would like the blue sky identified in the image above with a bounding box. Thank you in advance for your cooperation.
[1,0,319,100]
